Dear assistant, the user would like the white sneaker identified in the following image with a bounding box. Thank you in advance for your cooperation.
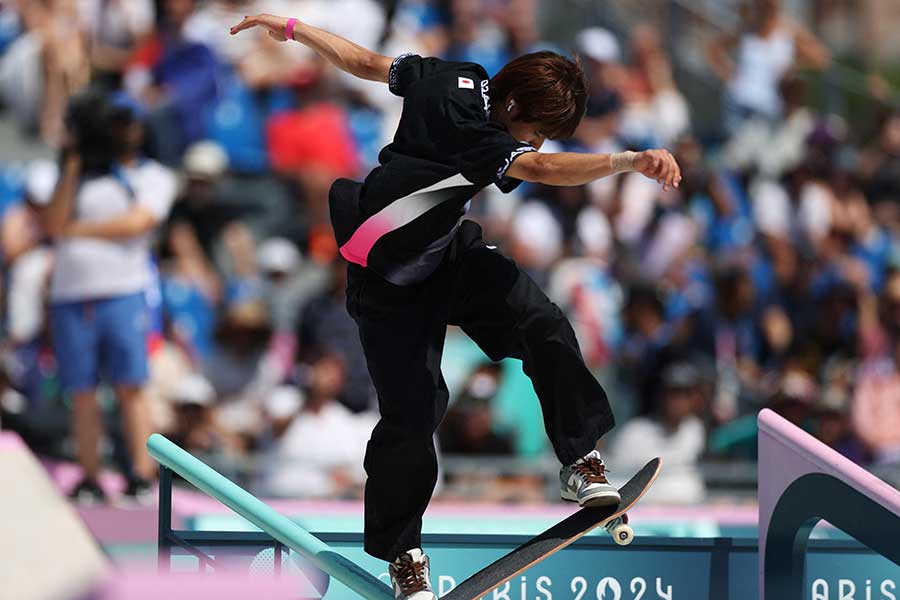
[388,548,436,600]
[560,450,621,507]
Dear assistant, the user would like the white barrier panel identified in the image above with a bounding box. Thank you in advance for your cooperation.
[0,432,109,600]
[758,408,900,599]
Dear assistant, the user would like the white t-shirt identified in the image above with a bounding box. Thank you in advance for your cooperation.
[727,29,795,118]
[78,0,155,47]
[262,402,377,498]
[607,416,707,504]
[184,1,261,66]
[50,160,177,302]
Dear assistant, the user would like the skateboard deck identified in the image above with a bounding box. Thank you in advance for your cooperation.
[440,457,661,600]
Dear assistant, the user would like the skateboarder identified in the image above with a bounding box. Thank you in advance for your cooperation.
[231,14,681,600]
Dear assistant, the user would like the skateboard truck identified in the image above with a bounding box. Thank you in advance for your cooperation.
[604,514,634,546]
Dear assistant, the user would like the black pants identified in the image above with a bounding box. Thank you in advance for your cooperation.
[346,220,615,561]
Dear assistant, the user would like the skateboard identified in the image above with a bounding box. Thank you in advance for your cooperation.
[441,457,661,600]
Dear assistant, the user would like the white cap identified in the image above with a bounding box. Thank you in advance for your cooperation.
[170,374,216,406]
[798,182,833,241]
[258,237,301,274]
[264,385,304,419]
[183,140,228,179]
[24,159,59,206]
[576,28,621,64]
[576,206,613,256]
[645,213,697,277]
[752,179,791,237]
[511,201,563,267]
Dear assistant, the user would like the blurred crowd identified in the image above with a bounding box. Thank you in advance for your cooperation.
[0,0,899,504]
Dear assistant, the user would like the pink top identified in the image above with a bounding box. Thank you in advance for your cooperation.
[853,358,900,459]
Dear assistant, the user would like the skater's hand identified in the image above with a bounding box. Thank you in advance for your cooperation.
[230,14,293,42]
[633,149,682,191]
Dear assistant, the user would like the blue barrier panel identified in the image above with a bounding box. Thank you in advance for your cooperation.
[166,532,900,599]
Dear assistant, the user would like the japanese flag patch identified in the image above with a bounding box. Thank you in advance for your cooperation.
[458,77,475,89]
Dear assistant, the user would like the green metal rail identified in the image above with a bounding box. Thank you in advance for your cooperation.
[147,433,393,600]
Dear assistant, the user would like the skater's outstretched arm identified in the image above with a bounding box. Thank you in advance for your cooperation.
[506,148,682,191]
[230,14,393,84]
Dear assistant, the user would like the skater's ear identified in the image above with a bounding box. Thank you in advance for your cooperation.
[490,51,587,139]
[504,95,521,120]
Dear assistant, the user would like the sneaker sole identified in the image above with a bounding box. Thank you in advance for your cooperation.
[561,488,621,508]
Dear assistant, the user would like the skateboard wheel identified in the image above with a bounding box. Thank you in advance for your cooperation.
[611,523,633,546]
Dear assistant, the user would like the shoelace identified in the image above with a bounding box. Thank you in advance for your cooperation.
[392,555,427,594]
[574,457,610,483]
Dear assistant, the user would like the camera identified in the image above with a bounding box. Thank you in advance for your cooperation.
[64,88,134,175]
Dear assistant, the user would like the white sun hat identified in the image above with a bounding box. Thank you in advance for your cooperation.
[24,159,59,206]
[258,237,302,274]
[576,27,622,64]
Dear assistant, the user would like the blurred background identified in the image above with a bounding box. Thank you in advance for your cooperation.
[0,0,899,508]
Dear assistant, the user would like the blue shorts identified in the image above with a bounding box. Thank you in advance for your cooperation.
[51,293,149,393]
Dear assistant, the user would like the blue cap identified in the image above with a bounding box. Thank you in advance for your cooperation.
[110,91,148,120]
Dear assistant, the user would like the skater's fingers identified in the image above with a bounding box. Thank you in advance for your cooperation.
[661,154,676,190]
[230,15,259,35]
[231,15,272,35]
[656,152,670,177]
[655,154,670,183]
[671,154,682,188]
[663,161,677,191]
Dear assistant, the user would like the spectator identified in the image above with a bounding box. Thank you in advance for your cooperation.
[725,74,818,178]
[444,0,509,77]
[158,218,222,360]
[166,140,234,260]
[3,160,56,345]
[814,358,868,463]
[167,373,238,455]
[708,0,830,131]
[40,90,177,503]
[266,102,360,229]
[83,0,156,89]
[439,363,514,455]
[698,265,763,423]
[505,201,563,287]
[202,301,272,437]
[183,0,260,68]
[859,112,900,214]
[576,27,623,103]
[0,0,90,143]
[619,24,690,146]
[608,363,707,503]
[259,352,375,498]
[130,0,220,164]
[620,284,677,416]
[853,274,900,466]
[548,206,623,370]
[299,260,374,412]
[853,355,900,467]
[258,237,324,328]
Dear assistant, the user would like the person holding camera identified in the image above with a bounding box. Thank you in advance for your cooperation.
[42,92,177,503]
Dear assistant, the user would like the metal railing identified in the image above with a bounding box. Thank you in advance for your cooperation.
[148,433,394,600]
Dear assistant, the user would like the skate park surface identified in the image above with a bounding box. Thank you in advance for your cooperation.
[3,409,899,599]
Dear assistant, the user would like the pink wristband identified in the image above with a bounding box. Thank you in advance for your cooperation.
[285,17,298,41]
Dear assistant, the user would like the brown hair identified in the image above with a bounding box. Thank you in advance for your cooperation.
[489,51,588,140]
